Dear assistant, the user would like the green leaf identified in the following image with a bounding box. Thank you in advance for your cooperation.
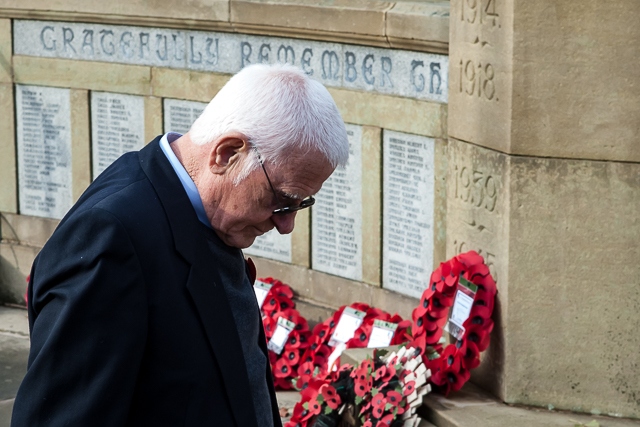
[385,403,394,411]
[317,395,325,404]
[355,395,364,405]
[371,388,379,396]
[302,402,309,410]
[324,406,333,415]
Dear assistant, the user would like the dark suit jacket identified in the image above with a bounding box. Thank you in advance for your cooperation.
[11,136,282,426]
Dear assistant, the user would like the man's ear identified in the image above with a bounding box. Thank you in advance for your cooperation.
[209,134,248,174]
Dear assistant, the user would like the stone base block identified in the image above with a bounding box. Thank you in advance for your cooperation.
[447,138,640,418]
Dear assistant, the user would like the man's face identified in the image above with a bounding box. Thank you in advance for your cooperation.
[210,151,335,249]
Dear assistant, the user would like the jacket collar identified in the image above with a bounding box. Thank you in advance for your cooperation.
[138,137,260,426]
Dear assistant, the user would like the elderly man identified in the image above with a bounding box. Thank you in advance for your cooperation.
[11,64,349,426]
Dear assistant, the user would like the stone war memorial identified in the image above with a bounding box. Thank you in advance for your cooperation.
[0,0,638,425]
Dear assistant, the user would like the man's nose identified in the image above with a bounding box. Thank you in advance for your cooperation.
[271,212,297,234]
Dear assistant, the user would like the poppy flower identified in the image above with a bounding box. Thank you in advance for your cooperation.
[320,384,341,409]
[283,348,300,366]
[377,414,395,427]
[370,392,385,410]
[297,361,315,377]
[373,364,387,381]
[290,401,314,422]
[385,390,403,406]
[362,421,373,427]
[274,358,292,378]
[403,380,416,396]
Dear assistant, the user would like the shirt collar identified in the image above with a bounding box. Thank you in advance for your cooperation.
[159,132,212,229]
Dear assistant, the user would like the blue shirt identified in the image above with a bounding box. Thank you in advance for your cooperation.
[159,132,211,228]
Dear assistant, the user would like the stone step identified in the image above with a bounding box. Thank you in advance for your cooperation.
[418,383,640,427]
[0,306,30,427]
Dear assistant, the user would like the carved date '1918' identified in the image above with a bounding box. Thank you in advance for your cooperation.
[454,164,497,212]
[459,59,495,100]
[460,0,499,26]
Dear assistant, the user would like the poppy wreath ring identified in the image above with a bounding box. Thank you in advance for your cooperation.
[409,250,497,395]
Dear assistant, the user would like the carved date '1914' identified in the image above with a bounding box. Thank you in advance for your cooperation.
[459,59,495,100]
[454,164,497,212]
[460,0,499,26]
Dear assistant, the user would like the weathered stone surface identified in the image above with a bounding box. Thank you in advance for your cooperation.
[447,138,640,418]
[0,18,11,83]
[449,0,640,162]
[0,84,16,213]
[0,0,229,22]
[0,243,38,303]
[329,88,446,139]
[386,2,449,52]
[91,91,145,178]
[144,96,163,143]
[0,213,58,248]
[231,0,391,37]
[290,208,310,268]
[16,85,73,220]
[13,19,449,103]
[13,56,151,95]
[382,130,436,299]
[70,89,91,202]
[420,383,640,427]
[361,126,382,286]
[312,124,364,282]
[152,68,227,102]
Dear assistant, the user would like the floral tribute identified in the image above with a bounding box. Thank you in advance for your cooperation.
[409,250,497,395]
[285,346,430,427]
[306,303,411,375]
[259,278,313,390]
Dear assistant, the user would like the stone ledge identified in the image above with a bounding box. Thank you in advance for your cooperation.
[0,213,58,248]
[418,383,640,427]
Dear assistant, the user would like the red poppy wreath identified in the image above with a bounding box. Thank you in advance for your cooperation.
[408,250,497,395]
[257,278,312,390]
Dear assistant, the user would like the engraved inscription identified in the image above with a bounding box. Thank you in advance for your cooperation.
[14,20,449,104]
[459,60,495,100]
[91,92,145,178]
[244,229,292,264]
[312,124,363,281]
[460,0,500,27]
[453,164,497,212]
[163,98,207,135]
[16,85,73,219]
[383,131,436,299]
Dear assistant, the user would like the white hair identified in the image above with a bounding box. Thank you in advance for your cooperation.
[189,63,349,181]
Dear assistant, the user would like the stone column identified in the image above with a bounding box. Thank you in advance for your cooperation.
[449,0,640,417]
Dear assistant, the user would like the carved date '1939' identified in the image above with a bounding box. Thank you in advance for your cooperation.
[454,164,497,212]
[459,59,495,100]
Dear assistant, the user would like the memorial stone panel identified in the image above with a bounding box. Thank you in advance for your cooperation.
[91,92,145,178]
[382,130,435,299]
[163,98,207,135]
[16,84,72,219]
[244,229,292,264]
[312,124,363,281]
[14,20,449,104]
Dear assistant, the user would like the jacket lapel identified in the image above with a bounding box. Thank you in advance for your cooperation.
[138,138,259,426]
